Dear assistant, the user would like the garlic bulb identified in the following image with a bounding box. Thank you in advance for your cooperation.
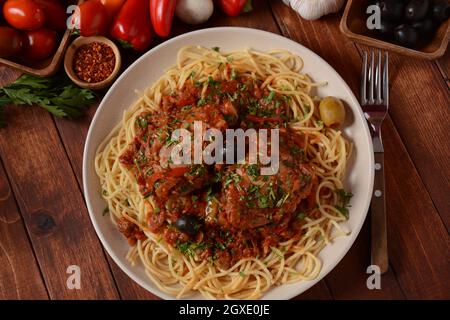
[289,0,346,21]
[175,0,214,25]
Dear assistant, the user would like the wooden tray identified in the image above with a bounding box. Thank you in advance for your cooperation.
[0,0,79,77]
[340,0,450,60]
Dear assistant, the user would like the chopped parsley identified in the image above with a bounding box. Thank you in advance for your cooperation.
[231,69,238,80]
[176,241,209,257]
[297,212,305,220]
[197,97,206,106]
[224,172,241,187]
[246,164,260,179]
[335,189,353,219]
[265,91,276,103]
[136,116,148,129]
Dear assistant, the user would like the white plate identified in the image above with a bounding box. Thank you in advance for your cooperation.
[83,27,374,300]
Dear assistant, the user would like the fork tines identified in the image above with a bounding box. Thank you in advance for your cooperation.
[361,50,389,107]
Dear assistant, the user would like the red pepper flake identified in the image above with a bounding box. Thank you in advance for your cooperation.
[73,42,115,83]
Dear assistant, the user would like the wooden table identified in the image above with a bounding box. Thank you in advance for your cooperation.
[1,1,449,300]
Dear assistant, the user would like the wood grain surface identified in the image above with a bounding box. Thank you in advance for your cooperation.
[0,0,449,300]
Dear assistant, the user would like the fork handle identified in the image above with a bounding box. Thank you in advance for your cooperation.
[371,152,389,274]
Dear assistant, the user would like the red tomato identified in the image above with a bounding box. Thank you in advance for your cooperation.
[35,0,67,31]
[23,27,56,60]
[149,0,176,37]
[3,0,46,30]
[218,0,252,17]
[73,0,108,36]
[100,0,125,23]
[0,26,23,58]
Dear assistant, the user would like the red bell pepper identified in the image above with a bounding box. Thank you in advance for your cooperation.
[149,0,176,38]
[110,0,153,51]
[218,0,252,17]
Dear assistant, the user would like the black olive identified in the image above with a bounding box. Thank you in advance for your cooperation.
[175,215,201,236]
[379,19,397,36]
[431,0,450,22]
[395,24,419,48]
[405,0,431,22]
[373,0,405,21]
[412,19,437,37]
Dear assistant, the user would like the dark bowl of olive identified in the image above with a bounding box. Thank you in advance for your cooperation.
[341,0,450,60]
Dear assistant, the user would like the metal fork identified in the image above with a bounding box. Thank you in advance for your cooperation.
[361,50,389,274]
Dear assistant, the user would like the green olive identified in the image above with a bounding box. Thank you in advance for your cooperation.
[319,97,346,128]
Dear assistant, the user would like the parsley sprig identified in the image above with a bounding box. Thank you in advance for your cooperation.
[0,73,96,128]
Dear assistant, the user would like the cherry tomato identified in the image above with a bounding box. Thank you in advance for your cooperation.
[0,26,23,58]
[35,0,67,31]
[100,0,125,24]
[23,27,56,60]
[218,0,252,17]
[3,0,46,30]
[72,0,108,36]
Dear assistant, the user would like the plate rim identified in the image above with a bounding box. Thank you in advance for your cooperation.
[83,26,374,300]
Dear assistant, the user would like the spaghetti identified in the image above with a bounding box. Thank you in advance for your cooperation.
[95,46,353,299]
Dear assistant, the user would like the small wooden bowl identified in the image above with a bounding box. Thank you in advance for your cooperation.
[340,0,450,60]
[64,36,121,90]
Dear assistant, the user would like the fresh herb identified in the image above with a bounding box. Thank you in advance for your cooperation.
[297,212,305,220]
[335,206,349,219]
[212,47,220,52]
[238,83,247,92]
[133,158,142,175]
[337,189,353,205]
[265,91,276,103]
[136,116,148,129]
[276,192,290,208]
[268,184,276,201]
[291,145,305,159]
[224,114,235,123]
[176,241,208,257]
[197,97,206,107]
[216,242,226,250]
[239,271,246,277]
[258,194,270,209]
[165,136,179,147]
[246,164,260,179]
[224,172,241,187]
[0,73,96,128]
[181,104,193,111]
[335,189,353,219]
[207,76,219,88]
[188,165,207,177]
[231,69,238,80]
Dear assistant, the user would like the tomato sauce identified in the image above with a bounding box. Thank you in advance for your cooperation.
[119,75,317,267]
